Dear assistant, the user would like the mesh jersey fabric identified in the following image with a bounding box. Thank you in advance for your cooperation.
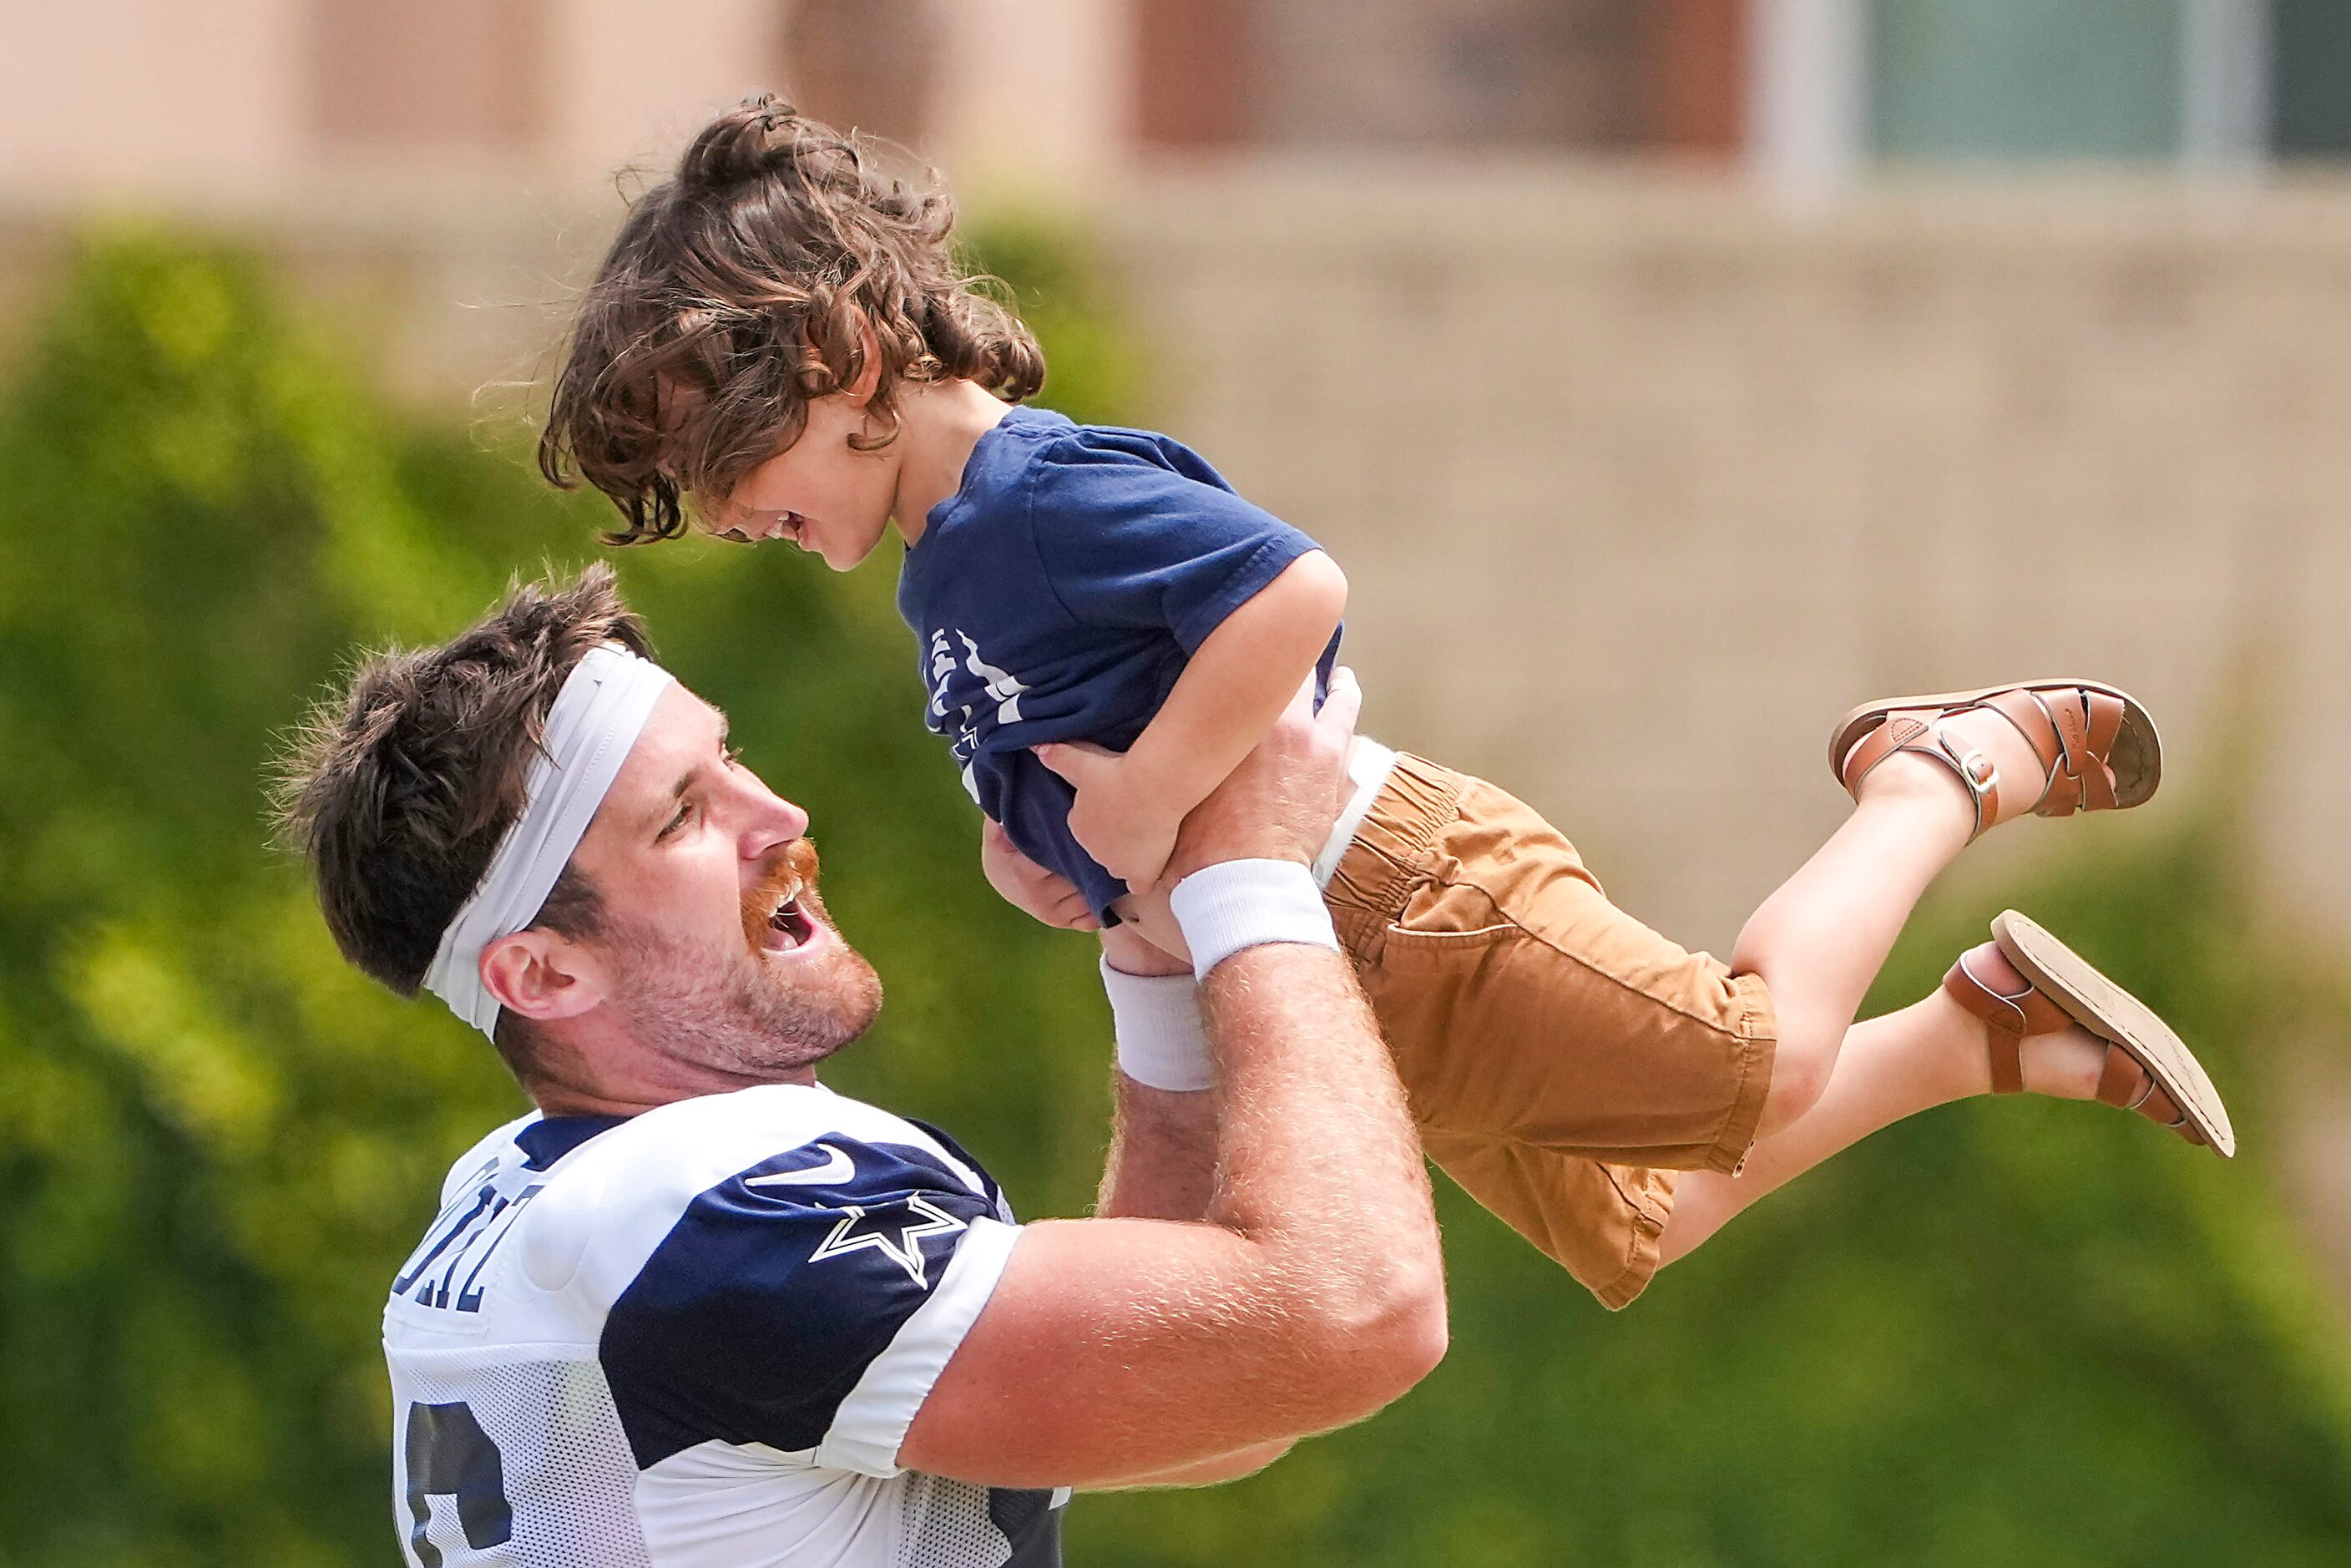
[383,1083,1065,1566]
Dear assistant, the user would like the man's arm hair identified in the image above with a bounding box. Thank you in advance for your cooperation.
[1098,1076,1221,1223]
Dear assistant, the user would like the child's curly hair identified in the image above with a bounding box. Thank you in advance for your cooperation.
[539,94,1046,544]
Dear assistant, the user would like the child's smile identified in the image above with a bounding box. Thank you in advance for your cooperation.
[711,509,811,549]
[720,504,884,571]
[704,390,902,570]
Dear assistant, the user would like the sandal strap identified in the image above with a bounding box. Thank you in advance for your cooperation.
[1978,688,2125,819]
[2060,690,2125,815]
[2096,1045,2188,1130]
[1941,949,2071,1093]
[2096,1044,2146,1107]
[1942,918,2214,1152]
[1841,712,2002,840]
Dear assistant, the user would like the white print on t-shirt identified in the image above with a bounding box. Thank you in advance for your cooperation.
[926,629,1029,781]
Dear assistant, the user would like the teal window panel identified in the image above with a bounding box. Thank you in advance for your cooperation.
[1871,0,2184,160]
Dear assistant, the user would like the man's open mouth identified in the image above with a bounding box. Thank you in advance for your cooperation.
[742,840,827,958]
[761,881,817,953]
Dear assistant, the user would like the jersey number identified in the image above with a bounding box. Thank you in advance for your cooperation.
[403,1401,513,1567]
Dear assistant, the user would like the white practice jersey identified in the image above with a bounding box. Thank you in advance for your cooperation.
[383,1083,1065,1567]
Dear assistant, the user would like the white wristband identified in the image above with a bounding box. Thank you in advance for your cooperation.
[1100,958,1215,1092]
[1166,858,1339,979]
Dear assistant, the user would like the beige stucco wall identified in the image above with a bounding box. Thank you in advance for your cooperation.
[0,0,310,200]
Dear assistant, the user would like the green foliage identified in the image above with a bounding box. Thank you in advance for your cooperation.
[2,225,2347,1566]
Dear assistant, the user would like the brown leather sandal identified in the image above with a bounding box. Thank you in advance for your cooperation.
[1940,909,2234,1157]
[1829,680,2162,842]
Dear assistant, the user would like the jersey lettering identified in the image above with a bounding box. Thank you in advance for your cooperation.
[392,1183,541,1313]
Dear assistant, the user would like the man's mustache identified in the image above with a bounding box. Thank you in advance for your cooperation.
[740,838,822,949]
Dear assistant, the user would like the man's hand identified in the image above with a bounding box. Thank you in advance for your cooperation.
[1161,667,1359,888]
[895,665,1438,1495]
[980,819,1100,932]
[899,709,1445,1490]
[1029,744,1185,894]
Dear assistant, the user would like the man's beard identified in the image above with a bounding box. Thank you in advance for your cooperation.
[602,841,882,1081]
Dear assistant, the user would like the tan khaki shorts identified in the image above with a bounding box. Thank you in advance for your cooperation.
[1324,754,1777,1310]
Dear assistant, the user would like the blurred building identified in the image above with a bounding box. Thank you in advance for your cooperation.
[0,0,1128,203]
[8,2,2351,204]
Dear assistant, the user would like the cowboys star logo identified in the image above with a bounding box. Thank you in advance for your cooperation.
[806,1196,968,1287]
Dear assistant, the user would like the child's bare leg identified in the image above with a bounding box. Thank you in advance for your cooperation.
[1659,946,2111,1263]
[1732,707,2051,1138]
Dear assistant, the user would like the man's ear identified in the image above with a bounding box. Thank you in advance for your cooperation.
[479,928,606,1024]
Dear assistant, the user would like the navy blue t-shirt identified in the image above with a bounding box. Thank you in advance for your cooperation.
[897,407,1341,920]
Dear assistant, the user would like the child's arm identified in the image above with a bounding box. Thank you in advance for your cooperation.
[1035,549,1347,893]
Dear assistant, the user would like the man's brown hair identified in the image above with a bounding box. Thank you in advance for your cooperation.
[538,94,1046,545]
[274,564,651,1075]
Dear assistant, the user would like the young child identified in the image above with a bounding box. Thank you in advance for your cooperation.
[540,98,2233,1309]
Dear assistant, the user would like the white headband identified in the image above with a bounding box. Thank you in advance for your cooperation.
[423,642,675,1038]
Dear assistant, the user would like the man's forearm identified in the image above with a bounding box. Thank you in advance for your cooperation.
[1103,927,1441,1392]
[1090,936,1439,1443]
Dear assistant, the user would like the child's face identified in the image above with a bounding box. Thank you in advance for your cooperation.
[705,391,897,571]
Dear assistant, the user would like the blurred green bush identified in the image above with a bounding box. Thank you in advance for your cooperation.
[0,229,2345,1566]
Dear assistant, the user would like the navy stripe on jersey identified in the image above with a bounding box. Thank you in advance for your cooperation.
[513,1115,625,1171]
[908,1118,1016,1222]
[600,1135,996,1468]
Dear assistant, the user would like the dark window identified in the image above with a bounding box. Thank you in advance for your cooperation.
[2271,0,2351,158]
